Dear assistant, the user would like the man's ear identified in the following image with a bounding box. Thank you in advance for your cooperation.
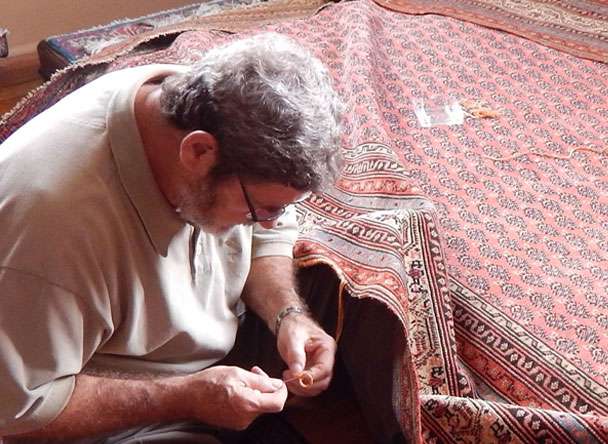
[178,130,219,176]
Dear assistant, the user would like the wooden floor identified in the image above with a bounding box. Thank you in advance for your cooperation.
[0,52,44,116]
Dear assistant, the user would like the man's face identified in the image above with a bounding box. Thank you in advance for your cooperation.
[174,173,309,234]
[173,171,218,231]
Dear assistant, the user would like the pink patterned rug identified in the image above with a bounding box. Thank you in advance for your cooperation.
[2,0,608,441]
[373,0,608,63]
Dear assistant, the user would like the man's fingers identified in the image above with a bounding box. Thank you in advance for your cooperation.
[242,387,287,413]
[282,336,336,395]
[191,366,287,430]
[243,367,284,393]
[250,365,269,377]
[296,337,335,381]
[284,332,310,374]
[236,370,287,413]
[282,365,329,390]
[275,315,337,396]
[250,365,297,388]
[286,347,306,375]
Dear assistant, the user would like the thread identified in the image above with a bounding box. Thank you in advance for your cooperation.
[284,371,314,387]
[482,145,607,162]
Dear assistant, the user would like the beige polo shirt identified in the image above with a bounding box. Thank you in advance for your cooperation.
[0,65,298,435]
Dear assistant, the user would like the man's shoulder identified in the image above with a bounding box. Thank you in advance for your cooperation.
[0,135,128,259]
[0,167,134,299]
[0,116,118,215]
[0,170,122,248]
[3,64,187,146]
[90,63,188,88]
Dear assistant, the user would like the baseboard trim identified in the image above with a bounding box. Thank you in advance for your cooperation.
[6,42,38,58]
[0,50,42,87]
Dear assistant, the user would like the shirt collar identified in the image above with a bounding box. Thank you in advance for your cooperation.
[107,65,188,256]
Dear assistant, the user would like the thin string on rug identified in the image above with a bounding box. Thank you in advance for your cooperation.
[281,276,348,389]
[457,100,608,161]
[482,144,608,162]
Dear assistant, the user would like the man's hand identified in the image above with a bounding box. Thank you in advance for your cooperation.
[6,365,287,442]
[241,255,336,396]
[184,365,288,430]
[276,314,336,396]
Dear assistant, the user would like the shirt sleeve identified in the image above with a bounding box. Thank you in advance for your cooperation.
[0,268,106,436]
[251,205,299,258]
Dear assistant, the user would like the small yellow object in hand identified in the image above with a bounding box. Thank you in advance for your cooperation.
[284,371,314,388]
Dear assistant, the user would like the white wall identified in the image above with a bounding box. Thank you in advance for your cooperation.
[1,0,196,56]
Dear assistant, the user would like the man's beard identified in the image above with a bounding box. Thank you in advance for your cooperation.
[174,174,219,232]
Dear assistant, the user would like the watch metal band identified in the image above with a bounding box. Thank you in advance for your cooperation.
[274,306,306,335]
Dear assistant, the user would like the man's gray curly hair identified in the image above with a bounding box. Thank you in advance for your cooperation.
[160,32,344,191]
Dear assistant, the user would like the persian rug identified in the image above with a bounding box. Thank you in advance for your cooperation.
[2,0,608,442]
[373,0,608,63]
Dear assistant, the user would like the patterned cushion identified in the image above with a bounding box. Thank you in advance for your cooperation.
[36,0,260,77]
[0,28,8,58]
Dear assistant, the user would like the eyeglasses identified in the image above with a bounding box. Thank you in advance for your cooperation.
[239,178,310,222]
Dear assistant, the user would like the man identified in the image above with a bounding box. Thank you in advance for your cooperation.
[0,33,404,443]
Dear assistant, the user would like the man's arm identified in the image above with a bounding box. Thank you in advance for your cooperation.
[5,366,286,442]
[241,256,304,329]
[241,256,337,396]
